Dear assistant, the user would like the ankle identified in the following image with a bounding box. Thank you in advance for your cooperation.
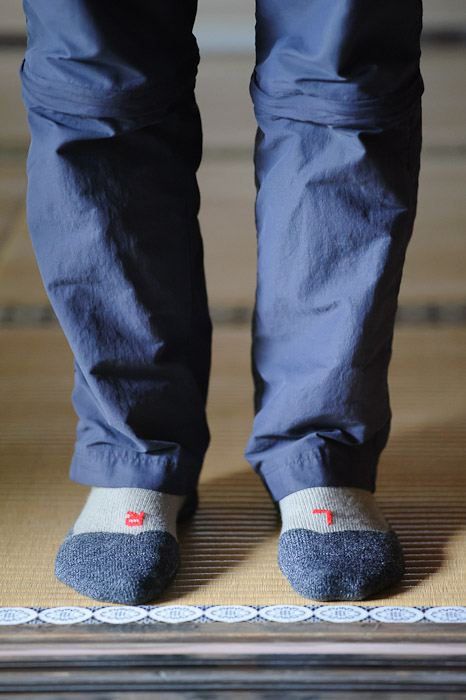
[278,486,389,534]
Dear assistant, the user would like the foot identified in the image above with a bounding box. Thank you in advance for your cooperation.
[277,486,404,601]
[55,487,197,604]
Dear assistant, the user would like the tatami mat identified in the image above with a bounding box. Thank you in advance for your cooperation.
[0,34,465,611]
[1,322,465,607]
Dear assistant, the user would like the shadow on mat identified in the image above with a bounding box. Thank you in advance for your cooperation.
[365,420,466,601]
[157,466,279,601]
[158,419,466,602]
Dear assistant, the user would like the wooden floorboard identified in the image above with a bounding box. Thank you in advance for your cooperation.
[2,622,466,695]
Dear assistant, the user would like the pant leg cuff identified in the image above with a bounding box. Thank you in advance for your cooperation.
[69,445,201,495]
[258,455,377,503]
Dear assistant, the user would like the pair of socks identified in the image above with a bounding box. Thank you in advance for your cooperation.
[55,485,404,604]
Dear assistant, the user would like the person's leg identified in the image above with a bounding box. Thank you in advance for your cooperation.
[20,0,211,603]
[246,0,423,599]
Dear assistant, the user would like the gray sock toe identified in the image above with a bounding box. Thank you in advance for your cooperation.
[278,529,405,601]
[55,528,180,604]
[55,487,196,604]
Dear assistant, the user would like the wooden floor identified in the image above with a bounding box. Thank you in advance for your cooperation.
[0,3,466,695]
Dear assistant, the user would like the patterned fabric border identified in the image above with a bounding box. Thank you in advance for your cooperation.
[2,605,466,626]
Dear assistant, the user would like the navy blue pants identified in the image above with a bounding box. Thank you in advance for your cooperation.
[20,0,423,502]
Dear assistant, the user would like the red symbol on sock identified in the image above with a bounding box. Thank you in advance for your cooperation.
[312,509,333,526]
[125,511,145,527]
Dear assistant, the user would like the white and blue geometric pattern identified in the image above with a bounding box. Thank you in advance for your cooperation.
[1,605,466,625]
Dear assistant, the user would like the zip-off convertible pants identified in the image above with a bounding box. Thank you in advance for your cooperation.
[20,0,423,503]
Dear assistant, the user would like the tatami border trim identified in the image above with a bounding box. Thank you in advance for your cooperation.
[2,604,466,626]
[2,303,466,327]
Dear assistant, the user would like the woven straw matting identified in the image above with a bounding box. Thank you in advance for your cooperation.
[1,323,465,608]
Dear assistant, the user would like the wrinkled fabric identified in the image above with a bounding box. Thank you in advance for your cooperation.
[20,0,423,502]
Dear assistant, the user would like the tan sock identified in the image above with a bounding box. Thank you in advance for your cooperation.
[278,486,390,535]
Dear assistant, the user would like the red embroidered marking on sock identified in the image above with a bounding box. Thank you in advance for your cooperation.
[312,508,333,526]
[125,511,145,527]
